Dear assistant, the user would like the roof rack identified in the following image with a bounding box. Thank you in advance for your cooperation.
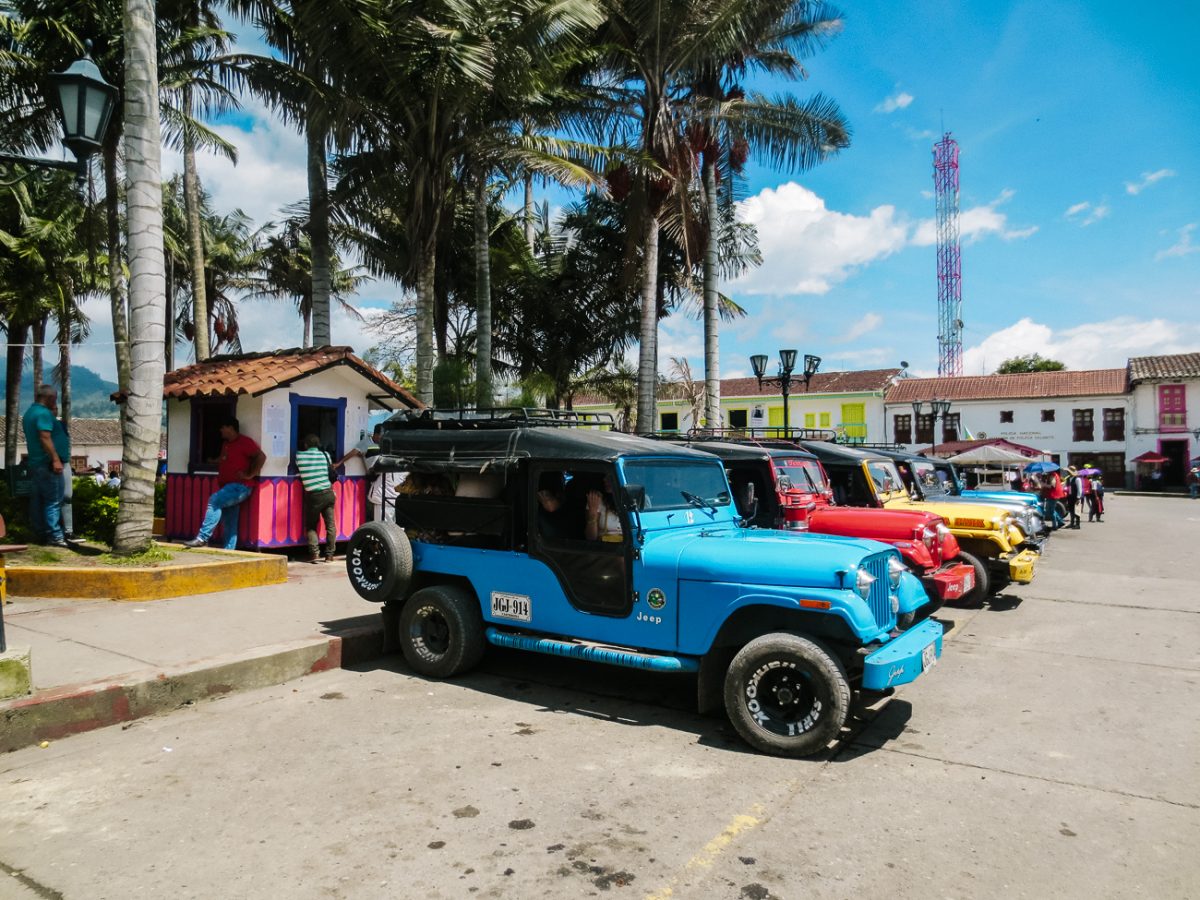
[687,426,839,443]
[852,441,909,452]
[384,407,616,430]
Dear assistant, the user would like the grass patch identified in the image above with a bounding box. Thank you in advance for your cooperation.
[95,543,176,567]
[23,547,63,565]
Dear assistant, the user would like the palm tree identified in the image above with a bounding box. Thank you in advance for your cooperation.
[113,0,168,555]
[686,1,850,426]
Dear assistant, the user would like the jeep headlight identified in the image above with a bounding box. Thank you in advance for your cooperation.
[1029,513,1043,532]
[855,566,875,600]
[887,555,905,588]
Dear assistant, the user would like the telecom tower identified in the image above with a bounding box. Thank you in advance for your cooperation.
[932,132,963,376]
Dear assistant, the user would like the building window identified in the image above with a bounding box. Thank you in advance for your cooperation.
[1072,408,1094,442]
[1041,409,1055,422]
[71,455,90,473]
[289,394,346,472]
[1158,384,1186,430]
[804,413,815,428]
[942,413,960,443]
[915,414,935,444]
[999,410,1014,423]
[660,412,679,431]
[189,397,238,471]
[819,412,831,428]
[1102,408,1125,441]
[894,414,912,444]
[728,409,747,429]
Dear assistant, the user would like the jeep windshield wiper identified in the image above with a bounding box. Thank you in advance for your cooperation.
[681,490,717,513]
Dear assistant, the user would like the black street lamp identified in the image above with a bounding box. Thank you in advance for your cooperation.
[0,44,118,185]
[912,399,954,448]
[751,350,820,435]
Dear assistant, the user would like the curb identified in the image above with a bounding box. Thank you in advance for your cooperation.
[0,632,361,753]
[7,548,288,602]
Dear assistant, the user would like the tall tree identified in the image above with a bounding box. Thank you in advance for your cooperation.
[113,0,167,554]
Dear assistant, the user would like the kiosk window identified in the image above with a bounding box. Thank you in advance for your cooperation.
[190,398,237,471]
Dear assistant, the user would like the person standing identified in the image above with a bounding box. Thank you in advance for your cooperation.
[295,433,337,563]
[1188,467,1200,500]
[183,416,265,550]
[1065,466,1082,529]
[21,385,68,547]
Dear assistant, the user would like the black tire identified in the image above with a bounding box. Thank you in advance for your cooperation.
[345,521,412,603]
[398,584,485,678]
[723,633,850,758]
[957,550,990,604]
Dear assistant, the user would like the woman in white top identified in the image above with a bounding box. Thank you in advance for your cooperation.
[585,477,623,542]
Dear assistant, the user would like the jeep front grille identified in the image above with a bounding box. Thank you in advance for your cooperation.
[863,552,897,631]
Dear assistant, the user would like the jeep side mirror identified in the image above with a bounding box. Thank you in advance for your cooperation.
[621,484,646,511]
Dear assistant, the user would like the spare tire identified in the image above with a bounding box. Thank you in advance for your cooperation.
[345,521,413,603]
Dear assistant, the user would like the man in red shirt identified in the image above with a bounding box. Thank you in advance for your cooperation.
[184,417,266,550]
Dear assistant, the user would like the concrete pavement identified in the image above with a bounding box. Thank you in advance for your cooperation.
[0,493,1197,898]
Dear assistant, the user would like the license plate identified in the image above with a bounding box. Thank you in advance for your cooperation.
[962,571,974,592]
[921,642,938,671]
[491,591,531,622]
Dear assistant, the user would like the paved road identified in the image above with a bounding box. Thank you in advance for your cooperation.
[2,496,1198,899]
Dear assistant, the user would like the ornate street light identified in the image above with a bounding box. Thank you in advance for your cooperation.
[0,44,118,185]
[750,349,819,435]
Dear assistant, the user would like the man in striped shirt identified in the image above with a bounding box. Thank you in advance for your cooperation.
[296,433,337,562]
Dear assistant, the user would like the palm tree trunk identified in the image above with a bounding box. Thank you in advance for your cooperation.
[31,316,46,394]
[306,121,332,347]
[113,0,168,555]
[473,169,493,409]
[523,170,535,252]
[415,244,436,405]
[302,306,312,349]
[103,137,132,395]
[4,323,27,469]
[57,303,72,428]
[635,213,660,434]
[702,160,721,429]
[182,84,210,361]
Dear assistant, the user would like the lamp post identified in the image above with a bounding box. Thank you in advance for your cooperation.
[912,398,954,451]
[751,350,821,436]
[0,44,118,185]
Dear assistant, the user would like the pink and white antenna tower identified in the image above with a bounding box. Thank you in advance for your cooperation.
[932,132,963,376]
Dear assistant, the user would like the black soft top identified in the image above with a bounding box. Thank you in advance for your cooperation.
[375,409,720,474]
[800,441,888,464]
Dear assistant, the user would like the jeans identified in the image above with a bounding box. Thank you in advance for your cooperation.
[304,488,337,558]
[1190,483,1199,499]
[1042,497,1063,529]
[29,465,65,543]
[62,468,74,536]
[196,483,252,549]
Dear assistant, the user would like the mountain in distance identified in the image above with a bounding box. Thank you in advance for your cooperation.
[0,365,120,419]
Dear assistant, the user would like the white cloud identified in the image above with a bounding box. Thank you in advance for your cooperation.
[874,91,914,114]
[837,312,882,343]
[1124,169,1176,195]
[161,94,308,228]
[1156,223,1200,261]
[1064,201,1109,226]
[912,188,1037,245]
[734,183,910,294]
[961,316,1200,374]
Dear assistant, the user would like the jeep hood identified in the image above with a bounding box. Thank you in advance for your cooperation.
[648,528,891,590]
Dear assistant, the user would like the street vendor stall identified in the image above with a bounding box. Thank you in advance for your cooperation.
[1131,450,1170,491]
[162,347,419,549]
[945,443,1031,490]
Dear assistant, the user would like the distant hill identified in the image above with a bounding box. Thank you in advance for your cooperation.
[0,365,120,418]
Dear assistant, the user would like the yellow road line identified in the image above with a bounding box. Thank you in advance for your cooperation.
[644,802,766,899]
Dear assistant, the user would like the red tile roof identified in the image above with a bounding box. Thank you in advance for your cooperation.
[163,346,421,408]
[916,437,1050,458]
[884,369,1128,403]
[1128,352,1200,382]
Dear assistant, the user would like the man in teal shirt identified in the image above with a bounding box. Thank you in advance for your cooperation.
[22,385,67,546]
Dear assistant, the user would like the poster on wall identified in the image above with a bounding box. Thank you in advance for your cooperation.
[263,402,289,458]
[750,403,766,435]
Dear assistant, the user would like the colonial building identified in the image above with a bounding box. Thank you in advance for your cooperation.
[575,368,902,442]
[1126,352,1200,486]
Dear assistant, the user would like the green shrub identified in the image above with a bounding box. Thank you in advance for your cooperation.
[0,477,33,542]
[72,477,120,545]
[155,480,166,518]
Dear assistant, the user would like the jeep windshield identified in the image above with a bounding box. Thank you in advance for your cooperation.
[910,459,956,498]
[865,459,908,501]
[775,457,829,494]
[622,459,732,512]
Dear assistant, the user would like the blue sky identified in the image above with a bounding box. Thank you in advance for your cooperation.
[71,1,1200,383]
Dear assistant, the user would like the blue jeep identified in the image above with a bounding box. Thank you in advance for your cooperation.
[345,410,942,758]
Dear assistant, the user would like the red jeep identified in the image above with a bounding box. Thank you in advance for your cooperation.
[679,440,978,612]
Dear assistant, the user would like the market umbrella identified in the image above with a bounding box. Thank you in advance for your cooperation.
[947,445,1031,465]
[1023,461,1060,474]
[1076,467,1102,477]
[1131,451,1169,464]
